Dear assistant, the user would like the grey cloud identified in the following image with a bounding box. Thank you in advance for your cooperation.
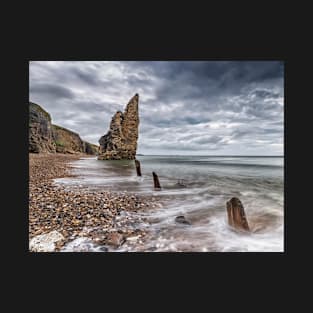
[243,101,282,119]
[182,117,210,125]
[193,135,224,145]
[29,61,284,155]
[70,67,103,85]
[252,89,280,99]
[72,101,107,113]
[30,83,75,99]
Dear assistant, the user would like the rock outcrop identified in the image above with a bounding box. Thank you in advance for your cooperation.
[29,102,98,155]
[98,94,139,160]
[29,102,56,153]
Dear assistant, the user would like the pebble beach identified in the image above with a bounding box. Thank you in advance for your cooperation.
[29,153,152,252]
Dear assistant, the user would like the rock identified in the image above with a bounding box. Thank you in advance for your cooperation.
[29,102,56,153]
[98,94,139,160]
[175,215,191,225]
[106,232,125,246]
[29,230,65,252]
[226,197,250,231]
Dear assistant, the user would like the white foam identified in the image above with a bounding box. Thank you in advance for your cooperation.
[61,237,106,252]
[208,214,284,252]
[53,156,284,252]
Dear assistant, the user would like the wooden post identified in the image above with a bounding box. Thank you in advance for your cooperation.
[226,197,250,231]
[152,172,161,189]
[135,159,142,176]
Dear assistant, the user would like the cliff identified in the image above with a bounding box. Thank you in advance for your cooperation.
[29,102,56,153]
[52,125,85,154]
[84,141,98,155]
[98,94,139,160]
[29,102,98,155]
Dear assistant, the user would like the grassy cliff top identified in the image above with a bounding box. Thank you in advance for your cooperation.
[52,124,80,137]
[53,125,98,148]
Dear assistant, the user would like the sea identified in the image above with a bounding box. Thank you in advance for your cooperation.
[54,155,284,252]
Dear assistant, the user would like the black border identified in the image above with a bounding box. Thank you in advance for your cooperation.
[7,22,297,295]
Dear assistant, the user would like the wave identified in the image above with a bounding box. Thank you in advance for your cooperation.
[55,156,284,252]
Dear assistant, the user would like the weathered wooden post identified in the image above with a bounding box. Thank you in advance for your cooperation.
[152,171,161,189]
[226,197,250,231]
[135,159,142,176]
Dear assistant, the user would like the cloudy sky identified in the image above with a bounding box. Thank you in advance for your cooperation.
[29,61,284,155]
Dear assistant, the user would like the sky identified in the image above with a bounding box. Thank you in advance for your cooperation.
[29,61,284,155]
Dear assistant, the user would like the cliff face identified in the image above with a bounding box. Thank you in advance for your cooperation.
[29,102,56,153]
[29,102,98,155]
[98,94,139,160]
[52,125,85,154]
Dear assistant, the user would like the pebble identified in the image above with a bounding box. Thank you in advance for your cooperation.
[106,232,125,246]
[29,153,155,251]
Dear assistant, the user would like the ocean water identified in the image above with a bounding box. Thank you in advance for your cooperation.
[55,155,284,252]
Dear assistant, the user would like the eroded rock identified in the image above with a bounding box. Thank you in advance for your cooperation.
[98,94,139,160]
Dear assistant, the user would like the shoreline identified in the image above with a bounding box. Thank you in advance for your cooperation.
[29,153,153,252]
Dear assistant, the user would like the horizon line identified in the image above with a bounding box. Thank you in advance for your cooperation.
[136,154,284,157]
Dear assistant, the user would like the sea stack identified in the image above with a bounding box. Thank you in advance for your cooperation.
[98,94,139,160]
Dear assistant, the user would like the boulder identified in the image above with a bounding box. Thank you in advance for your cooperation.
[29,230,64,252]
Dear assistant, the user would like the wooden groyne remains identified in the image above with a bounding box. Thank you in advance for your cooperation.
[134,159,250,231]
